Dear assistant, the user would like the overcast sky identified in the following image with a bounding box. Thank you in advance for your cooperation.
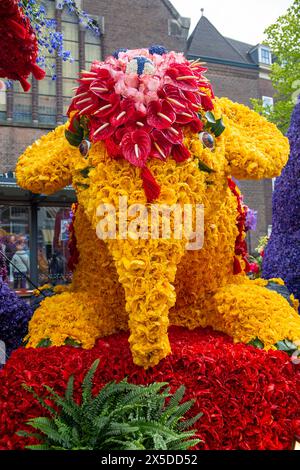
[171,0,293,45]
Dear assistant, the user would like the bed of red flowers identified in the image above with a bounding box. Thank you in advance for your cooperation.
[1,326,300,450]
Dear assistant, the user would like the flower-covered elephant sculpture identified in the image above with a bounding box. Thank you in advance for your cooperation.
[16,47,300,368]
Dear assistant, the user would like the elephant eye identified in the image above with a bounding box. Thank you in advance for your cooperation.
[79,139,91,157]
[199,131,215,151]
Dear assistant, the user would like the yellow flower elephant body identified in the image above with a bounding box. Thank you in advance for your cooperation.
[16,95,300,368]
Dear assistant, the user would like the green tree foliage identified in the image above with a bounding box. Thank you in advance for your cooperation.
[17,360,203,450]
[252,0,300,134]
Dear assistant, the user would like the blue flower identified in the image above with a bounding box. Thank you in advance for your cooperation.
[263,97,300,309]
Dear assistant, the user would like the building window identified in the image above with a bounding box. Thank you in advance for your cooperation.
[62,19,79,116]
[38,207,72,286]
[13,81,32,123]
[0,205,30,290]
[262,96,274,113]
[39,96,57,125]
[0,82,6,122]
[168,19,182,37]
[259,47,272,65]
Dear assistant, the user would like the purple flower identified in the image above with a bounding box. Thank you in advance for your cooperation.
[263,97,300,307]
[245,208,258,232]
[0,280,33,361]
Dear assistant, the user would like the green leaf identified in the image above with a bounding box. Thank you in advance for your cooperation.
[79,167,93,179]
[64,337,82,348]
[36,338,52,348]
[212,117,226,137]
[82,359,100,405]
[198,160,215,174]
[76,183,90,190]
[275,339,298,354]
[65,129,83,147]
[248,337,264,349]
[204,111,216,124]
[71,116,81,133]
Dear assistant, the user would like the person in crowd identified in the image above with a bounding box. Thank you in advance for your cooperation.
[11,241,29,289]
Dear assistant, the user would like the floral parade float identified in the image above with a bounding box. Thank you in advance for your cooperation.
[263,97,300,306]
[1,47,300,450]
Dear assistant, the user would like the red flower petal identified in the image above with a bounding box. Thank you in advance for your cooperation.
[159,85,187,112]
[111,99,136,128]
[160,125,183,145]
[175,110,196,125]
[90,119,114,142]
[93,93,120,118]
[151,129,172,160]
[121,130,151,167]
[147,100,176,130]
[189,118,204,134]
[166,63,198,91]
[172,143,191,163]
[141,167,161,202]
[105,137,122,158]
[201,94,214,111]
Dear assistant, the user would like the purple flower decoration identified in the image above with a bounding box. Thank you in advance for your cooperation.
[245,208,258,232]
[0,280,33,362]
[263,97,300,307]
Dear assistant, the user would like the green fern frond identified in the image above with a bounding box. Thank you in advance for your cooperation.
[81,359,100,405]
[177,411,203,431]
[19,361,202,451]
[65,375,74,402]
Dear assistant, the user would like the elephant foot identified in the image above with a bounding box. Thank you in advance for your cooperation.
[207,282,300,348]
[25,290,121,349]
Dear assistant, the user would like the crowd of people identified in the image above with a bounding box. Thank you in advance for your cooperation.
[0,233,30,288]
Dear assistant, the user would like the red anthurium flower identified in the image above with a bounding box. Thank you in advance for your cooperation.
[182,90,202,113]
[147,100,176,130]
[201,93,214,111]
[166,63,198,91]
[127,119,153,134]
[159,84,187,112]
[74,93,99,116]
[160,125,183,145]
[93,93,120,119]
[141,167,161,202]
[115,126,128,143]
[151,130,172,160]
[172,143,191,163]
[88,70,115,100]
[111,98,136,128]
[175,110,196,125]
[89,118,115,142]
[121,130,151,167]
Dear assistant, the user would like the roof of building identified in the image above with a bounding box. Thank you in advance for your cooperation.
[187,15,258,68]
[226,37,257,64]
[162,0,191,28]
